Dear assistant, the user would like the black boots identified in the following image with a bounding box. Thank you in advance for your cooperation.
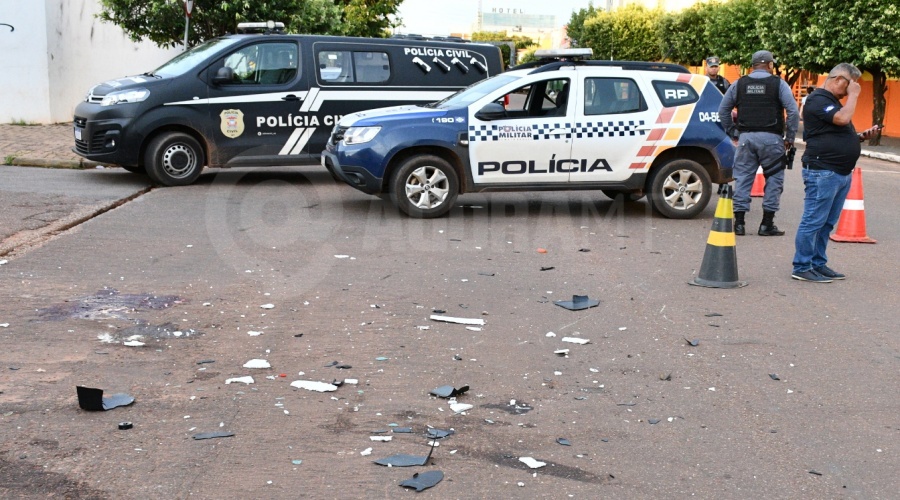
[758,210,785,236]
[734,211,746,236]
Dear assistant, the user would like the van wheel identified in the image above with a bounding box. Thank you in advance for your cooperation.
[390,155,459,218]
[144,132,204,186]
[121,165,146,174]
[647,159,711,219]
[602,190,644,202]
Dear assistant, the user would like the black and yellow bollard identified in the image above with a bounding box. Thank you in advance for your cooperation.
[690,184,747,288]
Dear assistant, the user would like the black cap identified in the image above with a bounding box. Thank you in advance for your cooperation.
[706,56,721,66]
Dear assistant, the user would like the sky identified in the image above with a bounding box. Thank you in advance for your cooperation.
[395,0,595,36]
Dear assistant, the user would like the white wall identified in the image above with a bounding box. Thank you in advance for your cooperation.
[0,0,178,124]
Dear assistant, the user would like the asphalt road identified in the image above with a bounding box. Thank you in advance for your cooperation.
[0,152,898,498]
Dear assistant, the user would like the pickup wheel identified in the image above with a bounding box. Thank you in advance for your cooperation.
[390,155,459,218]
[601,190,644,202]
[647,159,711,219]
[144,132,204,186]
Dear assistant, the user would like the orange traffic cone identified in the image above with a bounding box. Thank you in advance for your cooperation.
[750,166,765,197]
[831,168,876,243]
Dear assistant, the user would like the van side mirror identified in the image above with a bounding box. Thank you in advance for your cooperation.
[212,67,235,85]
[474,102,507,121]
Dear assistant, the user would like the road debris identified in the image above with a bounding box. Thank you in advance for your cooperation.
[374,442,436,467]
[260,304,275,309]
[192,431,234,440]
[118,422,133,430]
[370,436,393,442]
[449,403,473,413]
[519,457,546,469]
[769,373,781,381]
[684,338,700,346]
[225,376,254,385]
[290,380,338,392]
[243,359,271,369]
[561,337,590,345]
[425,428,454,440]
[554,295,599,311]
[399,470,444,492]
[429,315,485,326]
[360,448,373,456]
[556,438,571,446]
[76,386,135,411]
[430,385,469,398]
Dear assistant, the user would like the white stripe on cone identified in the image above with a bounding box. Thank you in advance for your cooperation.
[842,199,865,211]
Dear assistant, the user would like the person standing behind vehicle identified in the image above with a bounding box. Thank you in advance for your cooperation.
[791,63,881,283]
[718,50,799,236]
[705,56,730,94]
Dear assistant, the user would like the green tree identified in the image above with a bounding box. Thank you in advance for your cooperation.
[704,0,768,69]
[581,4,663,61]
[658,1,718,66]
[98,0,401,48]
[566,3,598,49]
[770,0,900,145]
[471,31,535,66]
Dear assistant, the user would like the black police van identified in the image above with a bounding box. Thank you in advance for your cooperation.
[72,22,503,186]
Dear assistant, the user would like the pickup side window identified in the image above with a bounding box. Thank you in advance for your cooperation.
[498,78,570,119]
[222,42,299,85]
[318,50,391,83]
[652,81,699,107]
[584,78,646,115]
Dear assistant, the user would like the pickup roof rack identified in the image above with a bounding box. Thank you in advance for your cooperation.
[523,59,690,74]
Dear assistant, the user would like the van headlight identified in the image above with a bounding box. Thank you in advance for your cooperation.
[343,126,381,145]
[100,88,150,106]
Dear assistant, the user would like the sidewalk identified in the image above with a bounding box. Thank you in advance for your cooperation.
[2,122,900,169]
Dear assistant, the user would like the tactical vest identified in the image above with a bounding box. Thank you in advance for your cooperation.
[735,75,784,134]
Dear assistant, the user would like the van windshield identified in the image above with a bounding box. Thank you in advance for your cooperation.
[428,75,520,109]
[152,37,243,77]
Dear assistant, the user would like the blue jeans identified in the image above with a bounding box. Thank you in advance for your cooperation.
[792,168,852,273]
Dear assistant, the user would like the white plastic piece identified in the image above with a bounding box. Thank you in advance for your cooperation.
[260,303,275,309]
[123,340,145,347]
[554,349,569,355]
[291,380,338,392]
[344,379,359,385]
[465,326,482,331]
[561,337,590,344]
[450,403,473,413]
[429,315,486,326]
[225,376,255,385]
[243,359,271,369]
[360,447,373,456]
[545,332,556,337]
[519,457,546,469]
[247,331,263,336]
[0,323,9,328]
[370,436,392,442]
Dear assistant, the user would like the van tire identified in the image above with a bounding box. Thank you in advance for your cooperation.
[390,155,459,218]
[647,159,711,219]
[144,132,204,186]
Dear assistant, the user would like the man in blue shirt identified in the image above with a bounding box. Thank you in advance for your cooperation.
[718,50,799,236]
[791,63,881,283]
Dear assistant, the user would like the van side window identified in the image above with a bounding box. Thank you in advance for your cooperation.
[584,78,646,115]
[222,42,299,85]
[318,50,391,83]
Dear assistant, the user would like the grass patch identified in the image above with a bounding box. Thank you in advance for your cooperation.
[4,155,16,165]
[9,119,39,126]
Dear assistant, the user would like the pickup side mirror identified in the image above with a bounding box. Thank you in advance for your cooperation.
[212,66,235,85]
[474,102,507,121]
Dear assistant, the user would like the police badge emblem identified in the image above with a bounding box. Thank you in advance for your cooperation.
[220,109,245,138]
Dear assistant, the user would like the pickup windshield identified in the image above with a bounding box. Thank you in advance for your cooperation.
[429,75,520,109]
[152,37,243,77]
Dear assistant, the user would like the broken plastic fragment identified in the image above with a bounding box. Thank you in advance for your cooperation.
[425,428,454,440]
[540,266,555,271]
[561,337,590,345]
[243,359,271,369]
[648,418,661,424]
[684,338,700,346]
[247,331,263,336]
[375,357,388,361]
[393,427,413,434]
[429,315,485,326]
[292,460,302,465]
[465,326,482,332]
[769,373,780,381]
[374,449,432,467]
[519,457,546,469]
[76,386,135,411]
[477,272,495,277]
[399,470,444,492]
[370,436,393,442]
[430,385,469,398]
[554,295,599,311]
[225,376,254,385]
[123,340,145,347]
[449,403,473,413]
[290,380,338,392]
[554,349,569,356]
[556,438,571,446]
[118,422,133,430]
[192,431,234,440]
[260,304,275,309]
[360,447,373,456]
[705,313,723,317]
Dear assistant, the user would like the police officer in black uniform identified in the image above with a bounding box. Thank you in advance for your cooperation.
[718,50,799,236]
[705,56,729,94]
